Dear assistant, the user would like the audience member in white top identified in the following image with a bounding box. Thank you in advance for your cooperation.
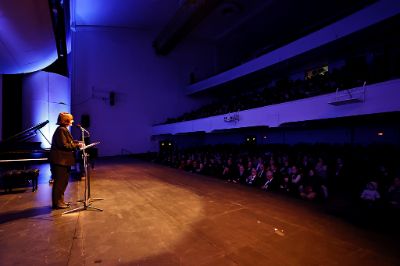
[360,181,380,201]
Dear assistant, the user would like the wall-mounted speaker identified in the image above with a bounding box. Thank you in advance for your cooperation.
[109,92,115,106]
[81,114,90,128]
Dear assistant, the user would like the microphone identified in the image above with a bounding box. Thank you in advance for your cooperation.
[76,124,90,136]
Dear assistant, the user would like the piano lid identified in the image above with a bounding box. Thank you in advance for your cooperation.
[1,120,49,144]
[0,120,50,162]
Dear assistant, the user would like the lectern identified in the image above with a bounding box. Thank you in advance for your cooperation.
[63,127,102,214]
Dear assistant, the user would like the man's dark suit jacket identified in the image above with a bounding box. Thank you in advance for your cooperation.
[49,126,78,166]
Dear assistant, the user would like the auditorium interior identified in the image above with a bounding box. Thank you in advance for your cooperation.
[1,0,400,265]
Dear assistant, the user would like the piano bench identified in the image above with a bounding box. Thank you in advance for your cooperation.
[1,169,39,192]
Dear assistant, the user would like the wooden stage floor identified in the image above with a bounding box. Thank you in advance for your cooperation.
[0,157,399,265]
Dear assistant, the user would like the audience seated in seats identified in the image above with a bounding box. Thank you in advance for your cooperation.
[178,159,186,170]
[234,164,247,184]
[184,159,193,172]
[360,181,381,204]
[151,143,400,215]
[191,160,198,173]
[255,157,264,171]
[193,161,204,174]
[376,164,392,194]
[236,157,244,170]
[246,168,259,186]
[257,164,266,185]
[289,165,302,194]
[245,161,254,177]
[387,177,400,209]
[269,163,282,187]
[261,170,278,191]
[300,155,313,173]
[299,169,319,201]
[332,157,346,193]
[222,158,236,181]
[316,157,332,197]
[314,158,328,184]
[279,157,290,176]
[203,158,216,176]
[334,157,345,178]
[280,174,290,192]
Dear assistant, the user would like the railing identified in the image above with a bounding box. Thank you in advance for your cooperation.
[328,83,366,106]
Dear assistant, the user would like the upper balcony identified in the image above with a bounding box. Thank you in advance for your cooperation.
[152,79,400,135]
[186,0,400,95]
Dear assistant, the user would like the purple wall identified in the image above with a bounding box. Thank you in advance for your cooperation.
[71,27,215,156]
[0,74,2,140]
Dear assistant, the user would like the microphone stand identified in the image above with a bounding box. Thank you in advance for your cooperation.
[63,126,103,214]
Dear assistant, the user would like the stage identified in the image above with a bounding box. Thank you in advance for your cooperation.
[0,157,399,265]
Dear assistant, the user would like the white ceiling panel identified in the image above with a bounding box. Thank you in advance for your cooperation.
[0,0,57,74]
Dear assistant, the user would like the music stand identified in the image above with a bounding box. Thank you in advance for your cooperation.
[64,129,103,214]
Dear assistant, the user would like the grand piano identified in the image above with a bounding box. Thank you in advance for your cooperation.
[0,120,50,192]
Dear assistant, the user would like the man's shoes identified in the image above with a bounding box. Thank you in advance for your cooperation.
[52,203,70,209]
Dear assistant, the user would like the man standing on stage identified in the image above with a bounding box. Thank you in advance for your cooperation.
[50,112,83,209]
